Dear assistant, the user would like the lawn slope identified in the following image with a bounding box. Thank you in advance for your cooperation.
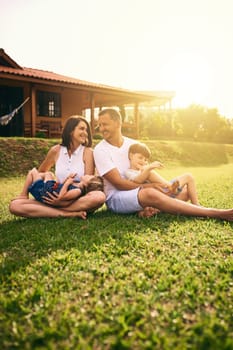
[1,137,233,176]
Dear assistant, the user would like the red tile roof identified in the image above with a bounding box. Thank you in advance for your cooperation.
[0,64,139,93]
[0,49,175,101]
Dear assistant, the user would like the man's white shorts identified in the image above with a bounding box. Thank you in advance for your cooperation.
[106,188,143,214]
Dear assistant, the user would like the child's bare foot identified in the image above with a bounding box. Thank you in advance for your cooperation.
[170,180,180,194]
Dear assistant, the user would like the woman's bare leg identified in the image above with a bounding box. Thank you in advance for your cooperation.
[9,198,87,219]
[61,191,106,212]
[138,187,233,221]
[9,191,105,219]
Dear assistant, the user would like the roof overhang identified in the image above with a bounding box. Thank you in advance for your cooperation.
[0,48,175,108]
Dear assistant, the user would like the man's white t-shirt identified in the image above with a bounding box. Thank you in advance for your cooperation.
[94,137,136,199]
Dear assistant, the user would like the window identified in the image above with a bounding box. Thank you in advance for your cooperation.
[37,91,61,117]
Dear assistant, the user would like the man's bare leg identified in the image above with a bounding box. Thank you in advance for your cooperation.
[138,187,233,221]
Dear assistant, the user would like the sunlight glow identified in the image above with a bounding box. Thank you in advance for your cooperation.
[1,0,233,117]
[160,52,212,108]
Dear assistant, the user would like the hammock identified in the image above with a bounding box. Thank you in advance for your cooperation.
[0,97,30,126]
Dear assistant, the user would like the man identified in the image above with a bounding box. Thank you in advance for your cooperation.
[94,108,233,220]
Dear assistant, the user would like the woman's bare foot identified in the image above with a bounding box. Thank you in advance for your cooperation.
[138,206,160,218]
[63,211,87,219]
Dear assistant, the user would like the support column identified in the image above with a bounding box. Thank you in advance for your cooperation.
[90,93,95,135]
[134,102,139,139]
[30,85,36,137]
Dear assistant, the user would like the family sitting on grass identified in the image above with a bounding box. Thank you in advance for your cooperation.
[9,109,233,221]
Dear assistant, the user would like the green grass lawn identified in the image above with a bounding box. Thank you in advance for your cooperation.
[1,163,233,349]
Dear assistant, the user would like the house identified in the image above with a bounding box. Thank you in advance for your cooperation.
[0,49,175,138]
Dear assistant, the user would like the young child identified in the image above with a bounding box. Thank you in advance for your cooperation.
[125,143,200,205]
[18,167,104,204]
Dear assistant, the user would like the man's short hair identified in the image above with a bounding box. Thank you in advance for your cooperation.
[128,143,151,159]
[98,108,122,123]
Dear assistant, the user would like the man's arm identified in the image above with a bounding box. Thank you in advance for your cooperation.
[104,168,166,192]
[104,168,139,190]
[129,167,151,184]
[94,144,166,192]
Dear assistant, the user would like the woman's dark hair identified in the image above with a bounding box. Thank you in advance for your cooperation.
[61,116,92,148]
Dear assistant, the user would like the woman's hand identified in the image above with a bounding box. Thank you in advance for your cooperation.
[42,192,70,207]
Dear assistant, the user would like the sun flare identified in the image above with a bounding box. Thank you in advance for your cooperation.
[161,52,212,107]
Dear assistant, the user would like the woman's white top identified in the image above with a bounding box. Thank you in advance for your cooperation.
[55,145,85,183]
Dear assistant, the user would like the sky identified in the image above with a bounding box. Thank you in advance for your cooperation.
[1,0,233,117]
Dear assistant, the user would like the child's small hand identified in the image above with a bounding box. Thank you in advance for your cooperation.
[65,177,74,186]
[150,161,164,169]
[69,173,77,179]
[64,173,77,182]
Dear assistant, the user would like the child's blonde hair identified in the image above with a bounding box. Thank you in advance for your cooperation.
[86,176,104,193]
[128,143,151,159]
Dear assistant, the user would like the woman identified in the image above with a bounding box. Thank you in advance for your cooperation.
[9,116,106,219]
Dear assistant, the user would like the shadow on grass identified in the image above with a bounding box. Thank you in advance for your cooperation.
[0,209,196,278]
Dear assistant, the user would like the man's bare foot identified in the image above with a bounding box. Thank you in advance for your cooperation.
[218,208,233,221]
[138,206,160,218]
